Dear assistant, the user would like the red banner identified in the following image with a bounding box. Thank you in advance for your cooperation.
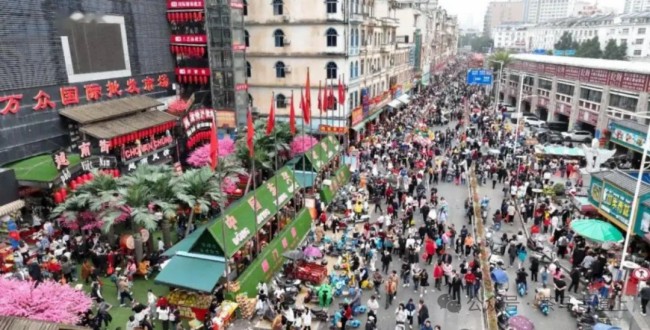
[621,73,648,92]
[351,107,363,126]
[167,0,204,9]
[235,83,248,91]
[170,35,207,44]
[607,71,624,88]
[175,67,210,76]
[565,66,580,80]
[589,69,609,85]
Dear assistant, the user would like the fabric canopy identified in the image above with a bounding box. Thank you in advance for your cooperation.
[388,99,402,108]
[293,170,317,188]
[155,252,226,292]
[163,225,208,257]
[397,94,411,105]
[60,95,162,124]
[570,219,623,243]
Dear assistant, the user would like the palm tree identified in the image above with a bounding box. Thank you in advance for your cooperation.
[235,120,292,180]
[488,51,511,72]
[175,166,226,237]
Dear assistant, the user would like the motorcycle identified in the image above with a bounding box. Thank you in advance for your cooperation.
[568,295,587,318]
[517,282,526,297]
[538,299,550,316]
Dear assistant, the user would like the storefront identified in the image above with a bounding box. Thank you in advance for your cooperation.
[349,90,393,141]
[588,170,650,246]
[609,120,648,165]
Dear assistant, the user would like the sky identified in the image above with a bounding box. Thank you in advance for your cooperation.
[438,0,626,31]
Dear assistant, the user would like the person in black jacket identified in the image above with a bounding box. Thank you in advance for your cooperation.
[567,268,581,293]
[529,256,540,282]
[417,299,430,328]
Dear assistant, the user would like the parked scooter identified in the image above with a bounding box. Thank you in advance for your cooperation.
[568,296,587,318]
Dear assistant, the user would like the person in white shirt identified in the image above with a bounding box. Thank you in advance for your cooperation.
[395,303,408,329]
[302,307,313,330]
[157,238,165,252]
[157,305,170,330]
[126,316,139,330]
[147,289,157,320]
[282,305,295,328]
[367,295,380,316]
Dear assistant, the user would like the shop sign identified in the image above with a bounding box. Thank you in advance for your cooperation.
[124,146,174,172]
[232,43,246,51]
[182,108,215,138]
[610,122,646,153]
[235,83,248,91]
[590,183,602,205]
[608,71,624,88]
[0,74,170,116]
[543,64,557,76]
[230,0,244,9]
[361,88,370,117]
[600,183,633,225]
[351,107,363,126]
[170,35,207,44]
[564,66,580,80]
[319,125,348,134]
[577,110,598,126]
[80,156,117,172]
[167,0,204,9]
[175,67,210,77]
[122,135,175,161]
[620,73,648,92]
[588,69,609,85]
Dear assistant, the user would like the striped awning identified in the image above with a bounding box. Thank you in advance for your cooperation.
[0,200,25,217]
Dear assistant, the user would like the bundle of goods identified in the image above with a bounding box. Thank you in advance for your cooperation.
[235,293,257,319]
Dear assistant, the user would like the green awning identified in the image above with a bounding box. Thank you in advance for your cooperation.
[320,135,342,164]
[234,208,313,297]
[163,225,209,257]
[293,170,317,188]
[320,164,351,203]
[304,143,327,172]
[207,167,301,257]
[5,154,81,183]
[351,110,383,132]
[155,252,226,292]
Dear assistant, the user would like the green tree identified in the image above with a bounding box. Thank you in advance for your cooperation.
[602,39,619,59]
[175,166,227,237]
[576,36,602,58]
[236,119,292,179]
[554,32,578,51]
[616,41,628,60]
[488,51,511,72]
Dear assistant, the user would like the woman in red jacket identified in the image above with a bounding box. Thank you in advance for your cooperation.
[464,271,477,299]
[433,261,444,291]
[425,238,436,265]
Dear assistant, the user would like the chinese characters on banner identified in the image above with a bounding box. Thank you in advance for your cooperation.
[52,151,72,183]
[600,184,632,225]
[0,74,172,116]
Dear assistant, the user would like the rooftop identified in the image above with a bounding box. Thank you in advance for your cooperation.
[511,54,650,75]
[591,170,650,195]
[79,111,177,139]
[59,95,163,124]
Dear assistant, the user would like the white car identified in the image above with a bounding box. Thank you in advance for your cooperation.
[524,117,547,128]
[561,130,593,142]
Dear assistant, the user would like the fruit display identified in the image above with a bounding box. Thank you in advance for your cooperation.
[167,290,212,309]
[236,293,257,319]
[226,280,240,292]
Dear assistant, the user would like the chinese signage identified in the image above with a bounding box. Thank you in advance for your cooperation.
[0,73,171,116]
[121,135,175,161]
[610,122,646,153]
[600,183,633,225]
[351,107,363,126]
[123,146,174,173]
[319,124,348,134]
[320,165,351,203]
[167,0,204,9]
[182,108,215,138]
[208,168,300,256]
[170,35,207,44]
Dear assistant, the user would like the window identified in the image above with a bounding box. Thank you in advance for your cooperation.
[276,94,287,108]
[639,28,646,35]
[60,15,131,83]
[326,0,337,14]
[349,62,354,78]
[326,28,338,47]
[273,0,283,15]
[354,61,359,77]
[243,0,248,16]
[556,82,575,96]
[274,29,284,47]
[275,61,286,78]
[579,88,602,102]
[609,93,638,112]
[245,30,250,47]
[538,79,553,90]
[523,76,534,86]
[634,49,642,55]
[636,38,644,45]
[246,61,251,78]
[621,38,627,44]
[622,28,629,34]
[360,59,364,75]
[326,62,337,79]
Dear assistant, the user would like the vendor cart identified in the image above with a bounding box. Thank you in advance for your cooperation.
[285,260,328,285]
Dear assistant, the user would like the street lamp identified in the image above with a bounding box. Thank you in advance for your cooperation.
[488,59,504,114]
[606,109,650,293]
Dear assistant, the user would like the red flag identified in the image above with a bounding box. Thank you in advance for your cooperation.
[329,82,335,109]
[289,92,296,134]
[322,82,329,111]
[246,107,254,157]
[266,94,275,135]
[300,90,307,123]
[209,122,219,170]
[338,77,345,105]
[317,81,323,113]
[305,68,312,113]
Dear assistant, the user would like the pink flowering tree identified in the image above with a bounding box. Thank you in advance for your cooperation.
[186,136,236,167]
[167,98,188,115]
[290,135,318,157]
[0,278,93,324]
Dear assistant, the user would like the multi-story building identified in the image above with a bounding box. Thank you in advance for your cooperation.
[625,0,650,14]
[493,23,534,51]
[0,0,175,165]
[525,0,576,24]
[493,11,650,59]
[483,0,525,37]
[245,0,416,137]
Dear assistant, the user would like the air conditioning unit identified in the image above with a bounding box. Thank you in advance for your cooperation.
[284,66,292,73]
[283,38,291,46]
[282,15,290,22]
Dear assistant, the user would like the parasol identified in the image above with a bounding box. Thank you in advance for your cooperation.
[490,269,509,284]
[282,249,304,260]
[570,219,623,243]
[507,315,534,330]
[303,246,323,258]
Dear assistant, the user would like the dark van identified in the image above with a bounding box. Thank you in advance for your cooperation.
[546,121,569,132]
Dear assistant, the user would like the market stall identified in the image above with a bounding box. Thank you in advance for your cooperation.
[320,165,351,203]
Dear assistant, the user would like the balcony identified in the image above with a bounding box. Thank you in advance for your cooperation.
[523,85,533,95]
[556,93,572,105]
[350,13,364,24]
[380,44,393,53]
[579,99,601,113]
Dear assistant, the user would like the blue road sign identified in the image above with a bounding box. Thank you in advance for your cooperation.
[533,49,546,55]
[466,69,493,85]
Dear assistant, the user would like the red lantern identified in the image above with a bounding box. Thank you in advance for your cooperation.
[53,191,62,204]
[60,188,67,200]
[70,181,78,190]
[84,173,92,181]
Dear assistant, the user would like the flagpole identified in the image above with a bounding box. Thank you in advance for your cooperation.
[290,90,298,218]
[251,109,260,255]
[214,113,230,295]
[272,94,281,242]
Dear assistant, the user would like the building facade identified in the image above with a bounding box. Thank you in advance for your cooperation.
[493,12,650,59]
[525,0,576,24]
[493,23,534,51]
[483,0,525,37]
[0,0,175,165]
[625,0,650,14]
[501,54,650,146]
[244,0,435,136]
